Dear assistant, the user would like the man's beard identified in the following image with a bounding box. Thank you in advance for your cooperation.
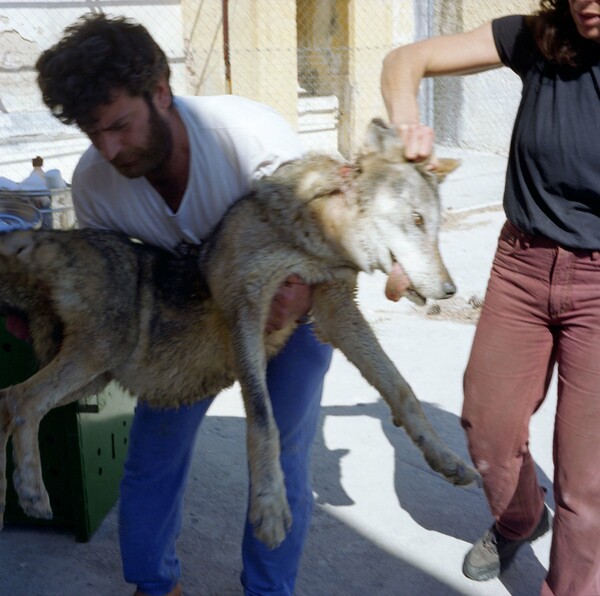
[111,101,173,179]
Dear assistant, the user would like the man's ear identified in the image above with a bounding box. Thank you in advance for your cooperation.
[430,157,460,183]
[153,78,173,111]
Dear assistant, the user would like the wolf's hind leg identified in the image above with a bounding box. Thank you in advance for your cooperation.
[9,408,52,520]
[0,397,11,528]
[5,331,120,426]
[7,376,110,520]
[0,393,48,526]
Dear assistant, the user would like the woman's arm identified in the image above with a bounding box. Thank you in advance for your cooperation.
[381,21,503,133]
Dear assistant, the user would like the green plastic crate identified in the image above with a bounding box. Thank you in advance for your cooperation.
[1,317,135,542]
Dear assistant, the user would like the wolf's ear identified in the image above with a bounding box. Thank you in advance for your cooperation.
[428,157,461,183]
[362,118,403,156]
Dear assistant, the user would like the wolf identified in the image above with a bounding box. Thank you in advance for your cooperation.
[0,119,479,549]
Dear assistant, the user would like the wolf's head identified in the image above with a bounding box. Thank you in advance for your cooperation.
[316,118,458,304]
[260,118,458,304]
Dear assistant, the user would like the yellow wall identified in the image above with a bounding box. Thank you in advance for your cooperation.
[182,1,228,96]
[339,0,393,156]
[463,0,539,28]
[228,0,298,126]
[181,0,541,153]
[182,0,298,127]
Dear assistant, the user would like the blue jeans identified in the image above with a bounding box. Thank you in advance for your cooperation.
[119,323,332,595]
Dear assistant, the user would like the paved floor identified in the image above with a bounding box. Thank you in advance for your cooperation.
[0,151,556,595]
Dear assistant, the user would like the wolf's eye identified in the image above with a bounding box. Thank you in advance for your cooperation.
[413,212,425,227]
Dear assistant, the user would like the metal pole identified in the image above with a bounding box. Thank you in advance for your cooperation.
[223,0,232,94]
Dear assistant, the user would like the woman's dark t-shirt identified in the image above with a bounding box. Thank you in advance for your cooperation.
[492,15,600,249]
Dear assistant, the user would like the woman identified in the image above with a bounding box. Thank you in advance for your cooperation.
[381,1,600,594]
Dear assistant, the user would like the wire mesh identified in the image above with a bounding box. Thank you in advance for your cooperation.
[0,0,538,201]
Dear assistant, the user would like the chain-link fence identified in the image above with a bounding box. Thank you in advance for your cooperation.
[1,0,537,200]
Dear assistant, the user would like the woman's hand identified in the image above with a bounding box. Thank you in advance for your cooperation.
[397,122,437,166]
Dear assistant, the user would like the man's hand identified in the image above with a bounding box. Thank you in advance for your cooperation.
[4,312,31,342]
[266,274,312,333]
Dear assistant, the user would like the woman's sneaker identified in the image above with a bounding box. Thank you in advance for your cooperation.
[462,505,552,581]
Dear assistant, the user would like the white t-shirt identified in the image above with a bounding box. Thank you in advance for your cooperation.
[72,95,304,252]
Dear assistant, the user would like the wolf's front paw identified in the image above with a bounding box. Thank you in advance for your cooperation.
[436,451,481,488]
[249,487,292,549]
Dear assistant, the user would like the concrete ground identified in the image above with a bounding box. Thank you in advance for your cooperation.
[0,151,556,595]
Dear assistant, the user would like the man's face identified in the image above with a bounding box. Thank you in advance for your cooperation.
[80,88,172,178]
[569,0,600,43]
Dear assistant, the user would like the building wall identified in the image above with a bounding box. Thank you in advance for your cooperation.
[0,0,543,183]
[229,0,298,126]
[181,0,228,97]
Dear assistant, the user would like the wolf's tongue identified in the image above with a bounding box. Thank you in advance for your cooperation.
[385,262,410,302]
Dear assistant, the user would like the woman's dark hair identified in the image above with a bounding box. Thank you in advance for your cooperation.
[528,0,600,67]
[36,13,171,126]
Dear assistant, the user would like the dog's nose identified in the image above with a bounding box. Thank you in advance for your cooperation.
[443,281,457,297]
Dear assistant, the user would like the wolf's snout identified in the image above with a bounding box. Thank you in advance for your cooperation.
[443,281,457,298]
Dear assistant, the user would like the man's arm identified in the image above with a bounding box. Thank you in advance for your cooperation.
[4,313,31,342]
[266,274,312,332]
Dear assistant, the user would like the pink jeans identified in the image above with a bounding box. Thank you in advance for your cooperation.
[462,220,600,596]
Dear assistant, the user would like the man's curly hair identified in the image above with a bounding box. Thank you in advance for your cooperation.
[36,13,170,127]
[527,0,600,67]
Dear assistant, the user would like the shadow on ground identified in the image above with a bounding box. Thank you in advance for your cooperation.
[0,401,552,595]
[308,399,553,596]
